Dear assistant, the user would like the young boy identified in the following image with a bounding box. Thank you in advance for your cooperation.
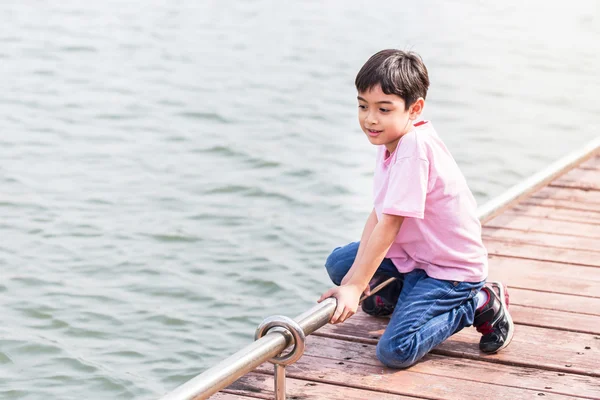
[317,49,514,368]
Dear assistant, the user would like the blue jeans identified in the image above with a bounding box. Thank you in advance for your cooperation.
[325,241,485,369]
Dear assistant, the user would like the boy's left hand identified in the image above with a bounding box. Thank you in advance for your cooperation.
[318,284,363,324]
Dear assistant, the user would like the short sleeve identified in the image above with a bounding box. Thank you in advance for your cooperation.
[383,157,429,219]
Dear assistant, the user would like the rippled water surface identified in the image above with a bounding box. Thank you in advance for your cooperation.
[1,1,599,398]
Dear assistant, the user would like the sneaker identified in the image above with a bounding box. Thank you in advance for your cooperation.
[474,281,515,353]
[360,275,402,317]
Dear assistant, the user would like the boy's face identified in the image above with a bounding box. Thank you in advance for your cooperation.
[357,84,418,154]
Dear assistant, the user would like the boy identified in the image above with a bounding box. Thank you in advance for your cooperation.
[318,49,514,368]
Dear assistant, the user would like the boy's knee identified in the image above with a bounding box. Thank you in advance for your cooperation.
[324,243,358,285]
[324,246,341,269]
[324,247,344,285]
[376,337,419,369]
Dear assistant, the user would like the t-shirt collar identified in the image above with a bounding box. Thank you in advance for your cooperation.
[382,121,429,167]
[383,146,397,167]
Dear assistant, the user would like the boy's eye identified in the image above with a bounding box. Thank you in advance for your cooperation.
[379,108,390,113]
[358,104,367,110]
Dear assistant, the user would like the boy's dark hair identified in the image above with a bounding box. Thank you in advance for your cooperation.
[355,49,430,110]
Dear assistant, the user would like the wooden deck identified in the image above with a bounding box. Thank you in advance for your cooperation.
[215,152,600,400]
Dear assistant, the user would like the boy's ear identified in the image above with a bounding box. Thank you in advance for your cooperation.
[409,98,425,120]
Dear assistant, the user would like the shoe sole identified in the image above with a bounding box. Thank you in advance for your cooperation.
[487,281,515,353]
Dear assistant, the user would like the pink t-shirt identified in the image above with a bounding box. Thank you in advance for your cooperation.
[373,121,488,282]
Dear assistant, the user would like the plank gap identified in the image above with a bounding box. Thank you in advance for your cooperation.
[522,201,600,213]
[487,252,600,270]
[482,233,600,254]
[516,303,600,317]
[507,285,600,299]
[515,321,597,336]
[484,222,600,240]
[502,210,600,226]
[432,347,600,379]
[549,184,600,193]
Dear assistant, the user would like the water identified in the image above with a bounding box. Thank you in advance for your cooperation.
[0,0,598,398]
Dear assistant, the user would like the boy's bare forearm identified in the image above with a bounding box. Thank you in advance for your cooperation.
[346,215,404,290]
[355,209,379,264]
[344,209,378,281]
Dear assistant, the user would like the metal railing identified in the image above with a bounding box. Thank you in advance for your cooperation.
[160,298,337,400]
[159,136,599,400]
[477,136,600,224]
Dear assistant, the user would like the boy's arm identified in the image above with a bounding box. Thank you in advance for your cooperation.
[318,213,404,324]
[341,208,379,286]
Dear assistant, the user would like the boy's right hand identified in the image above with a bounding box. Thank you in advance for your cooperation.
[317,283,364,324]
[342,272,371,297]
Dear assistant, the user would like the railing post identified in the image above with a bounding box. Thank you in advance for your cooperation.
[274,364,286,400]
[255,315,306,400]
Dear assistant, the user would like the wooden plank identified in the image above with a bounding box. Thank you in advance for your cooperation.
[523,198,600,213]
[551,168,600,191]
[508,287,600,316]
[525,185,600,212]
[316,311,600,377]
[485,214,600,238]
[280,336,600,399]
[509,304,600,335]
[530,185,600,204]
[482,226,600,253]
[503,204,600,224]
[266,357,588,400]
[579,155,600,170]
[507,167,600,213]
[437,326,600,377]
[223,372,417,399]
[487,255,600,297]
[482,227,600,254]
[210,393,259,400]
[485,239,600,268]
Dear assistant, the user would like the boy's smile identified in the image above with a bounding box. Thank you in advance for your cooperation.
[366,128,383,137]
[357,84,424,154]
